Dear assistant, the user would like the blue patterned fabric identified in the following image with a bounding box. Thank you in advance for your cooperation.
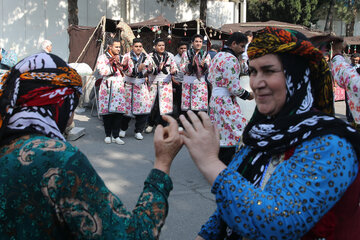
[0,134,172,239]
[0,48,17,71]
[199,134,358,240]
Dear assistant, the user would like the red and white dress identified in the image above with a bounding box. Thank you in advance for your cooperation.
[122,51,153,115]
[148,52,178,115]
[180,49,211,111]
[332,55,360,124]
[96,52,126,115]
[208,51,250,147]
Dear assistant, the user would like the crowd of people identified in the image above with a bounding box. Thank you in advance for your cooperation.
[95,33,255,152]
[0,27,359,239]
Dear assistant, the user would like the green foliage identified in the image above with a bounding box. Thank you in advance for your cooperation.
[311,0,331,23]
[247,0,319,27]
[334,0,360,24]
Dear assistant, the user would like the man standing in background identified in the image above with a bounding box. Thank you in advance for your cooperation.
[332,41,360,131]
[41,40,53,53]
[121,38,153,140]
[96,38,126,145]
[180,35,211,114]
[208,32,254,165]
[241,30,253,63]
[172,42,188,123]
[208,44,221,59]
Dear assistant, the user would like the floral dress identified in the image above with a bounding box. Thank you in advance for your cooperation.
[0,134,173,239]
[96,53,126,115]
[180,49,211,111]
[198,134,358,239]
[208,51,249,147]
[148,52,178,115]
[122,52,153,115]
[331,55,360,125]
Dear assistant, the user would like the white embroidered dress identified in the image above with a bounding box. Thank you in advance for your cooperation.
[122,52,153,115]
[331,55,360,124]
[148,52,178,115]
[208,51,250,147]
[96,53,126,115]
[180,50,211,111]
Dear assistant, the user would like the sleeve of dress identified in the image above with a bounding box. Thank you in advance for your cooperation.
[96,55,113,77]
[1,50,17,68]
[198,208,223,240]
[331,55,360,90]
[211,135,358,239]
[42,150,173,240]
[169,55,178,74]
[224,56,250,100]
[121,53,134,76]
[201,54,211,73]
[144,54,155,74]
[180,52,191,74]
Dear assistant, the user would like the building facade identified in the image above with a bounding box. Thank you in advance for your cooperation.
[0,0,239,61]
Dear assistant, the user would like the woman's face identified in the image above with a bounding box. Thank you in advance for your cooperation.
[249,54,287,116]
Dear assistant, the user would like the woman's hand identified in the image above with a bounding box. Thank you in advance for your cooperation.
[180,111,226,185]
[153,115,183,174]
[195,236,205,240]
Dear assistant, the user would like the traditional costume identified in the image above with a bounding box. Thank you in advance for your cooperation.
[172,53,184,122]
[180,48,211,112]
[332,55,360,130]
[147,50,177,127]
[198,27,360,240]
[121,51,153,135]
[0,52,173,239]
[208,46,251,165]
[96,50,125,144]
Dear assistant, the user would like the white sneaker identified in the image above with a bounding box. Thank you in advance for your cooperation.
[134,132,144,140]
[119,130,126,138]
[104,137,111,144]
[112,137,125,145]
[145,126,153,133]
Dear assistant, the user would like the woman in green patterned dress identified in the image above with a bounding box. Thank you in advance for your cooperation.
[0,53,183,239]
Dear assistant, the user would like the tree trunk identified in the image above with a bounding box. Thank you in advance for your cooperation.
[68,0,79,26]
[324,0,334,32]
[346,4,357,36]
[199,0,207,23]
[346,17,355,36]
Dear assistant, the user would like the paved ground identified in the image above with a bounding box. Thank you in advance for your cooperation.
[70,101,347,240]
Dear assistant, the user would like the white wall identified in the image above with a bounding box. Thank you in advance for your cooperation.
[0,0,238,62]
[316,14,360,36]
[0,0,69,60]
[207,1,238,28]
[128,0,238,28]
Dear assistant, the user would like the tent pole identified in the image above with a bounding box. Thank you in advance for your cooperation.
[197,19,200,35]
[75,16,106,63]
[199,19,212,46]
